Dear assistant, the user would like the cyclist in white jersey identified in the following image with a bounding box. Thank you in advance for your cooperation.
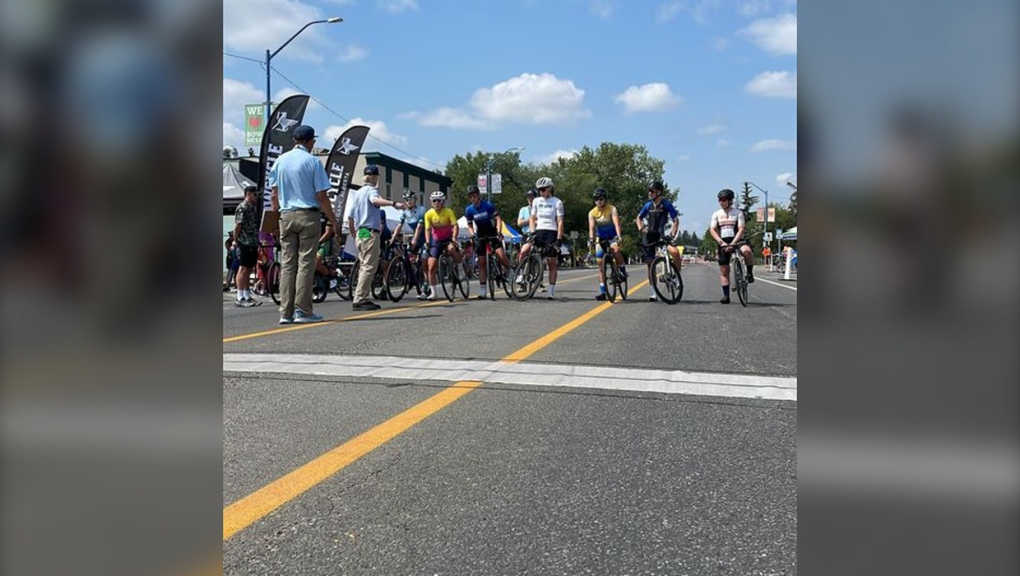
[709,188,755,304]
[518,177,564,299]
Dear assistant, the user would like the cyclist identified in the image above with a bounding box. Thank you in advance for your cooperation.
[464,184,512,299]
[423,190,462,301]
[588,187,628,300]
[516,188,545,291]
[314,213,338,289]
[397,189,426,256]
[522,177,564,299]
[635,180,683,301]
[709,188,755,304]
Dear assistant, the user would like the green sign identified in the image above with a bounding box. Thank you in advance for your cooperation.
[244,104,266,147]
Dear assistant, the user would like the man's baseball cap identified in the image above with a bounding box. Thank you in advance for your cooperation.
[364,164,380,175]
[293,125,316,141]
[243,184,258,193]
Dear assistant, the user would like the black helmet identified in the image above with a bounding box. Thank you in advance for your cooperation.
[466,184,480,195]
[648,180,664,193]
[525,188,536,197]
[592,188,607,200]
[717,188,735,201]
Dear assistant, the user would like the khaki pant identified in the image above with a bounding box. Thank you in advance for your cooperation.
[279,209,320,318]
[354,230,380,304]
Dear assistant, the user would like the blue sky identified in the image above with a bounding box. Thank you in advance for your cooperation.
[224,0,797,234]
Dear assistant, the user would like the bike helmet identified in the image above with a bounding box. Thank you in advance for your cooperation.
[648,180,664,193]
[535,176,554,189]
[592,188,608,200]
[402,189,416,201]
[525,188,536,198]
[466,184,480,195]
[717,188,735,201]
[430,190,446,201]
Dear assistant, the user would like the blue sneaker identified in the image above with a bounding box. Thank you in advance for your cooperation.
[279,316,293,325]
[293,310,324,324]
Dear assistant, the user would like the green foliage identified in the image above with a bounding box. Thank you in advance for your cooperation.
[700,228,719,259]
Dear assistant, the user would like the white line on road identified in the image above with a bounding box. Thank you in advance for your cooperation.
[224,354,797,402]
[755,277,797,291]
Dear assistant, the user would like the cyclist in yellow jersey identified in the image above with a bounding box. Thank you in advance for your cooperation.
[587,188,628,300]
[423,190,462,300]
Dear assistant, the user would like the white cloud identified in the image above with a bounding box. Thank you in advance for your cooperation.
[590,0,614,18]
[698,123,726,134]
[223,0,334,63]
[377,0,418,14]
[776,172,797,183]
[472,73,590,125]
[677,155,692,162]
[534,149,579,165]
[745,70,797,99]
[324,117,408,147]
[274,87,321,110]
[223,122,245,149]
[717,139,731,147]
[713,37,729,50]
[614,83,681,114]
[751,139,797,152]
[656,1,684,22]
[338,45,368,62]
[738,0,775,17]
[420,73,589,129]
[223,78,264,124]
[418,107,491,130]
[740,13,797,55]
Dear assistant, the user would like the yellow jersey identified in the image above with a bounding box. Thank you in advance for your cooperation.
[424,207,457,242]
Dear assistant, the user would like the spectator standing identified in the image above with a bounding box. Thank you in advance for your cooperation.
[268,125,338,324]
[232,185,263,306]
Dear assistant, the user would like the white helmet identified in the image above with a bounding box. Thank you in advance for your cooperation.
[535,177,554,189]
[430,190,446,201]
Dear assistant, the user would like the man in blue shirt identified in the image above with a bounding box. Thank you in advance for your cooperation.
[344,164,407,311]
[269,125,338,324]
[464,185,511,299]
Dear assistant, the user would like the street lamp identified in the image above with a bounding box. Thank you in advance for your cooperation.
[265,17,343,122]
[745,180,772,268]
[485,146,525,201]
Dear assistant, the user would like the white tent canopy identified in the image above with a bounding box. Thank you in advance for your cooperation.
[223,164,254,202]
[779,226,797,241]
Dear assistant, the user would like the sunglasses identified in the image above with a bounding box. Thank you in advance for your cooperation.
[432,199,444,203]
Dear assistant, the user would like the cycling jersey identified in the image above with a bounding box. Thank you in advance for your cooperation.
[465,200,500,236]
[589,203,619,239]
[531,196,564,231]
[517,204,531,234]
[710,207,744,241]
[399,205,426,235]
[424,207,457,242]
[637,198,679,236]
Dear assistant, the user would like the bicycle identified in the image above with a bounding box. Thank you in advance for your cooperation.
[436,240,470,301]
[510,234,557,300]
[594,238,628,302]
[722,243,750,307]
[385,240,428,303]
[648,238,684,305]
[479,235,513,300]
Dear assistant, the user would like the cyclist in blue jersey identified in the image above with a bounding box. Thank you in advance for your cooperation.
[635,180,683,301]
[397,190,426,257]
[464,185,512,299]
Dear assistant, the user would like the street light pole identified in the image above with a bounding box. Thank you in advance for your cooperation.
[264,17,343,123]
[485,146,525,201]
[745,181,770,268]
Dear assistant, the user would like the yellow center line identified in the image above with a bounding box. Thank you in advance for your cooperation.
[223,279,650,541]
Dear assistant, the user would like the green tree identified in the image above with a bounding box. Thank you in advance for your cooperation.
[700,228,719,260]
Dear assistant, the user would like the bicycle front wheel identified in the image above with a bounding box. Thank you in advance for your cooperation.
[601,257,617,302]
[312,274,328,303]
[372,266,388,301]
[439,256,455,301]
[268,262,281,305]
[486,255,497,300]
[733,257,748,307]
[334,263,353,301]
[387,259,409,302]
[650,256,682,304]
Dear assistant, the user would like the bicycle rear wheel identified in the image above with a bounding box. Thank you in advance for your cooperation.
[372,265,388,300]
[312,274,328,303]
[268,262,281,305]
[456,261,471,299]
[650,256,682,304]
[486,254,497,300]
[602,257,617,302]
[334,262,353,301]
[439,256,455,301]
[617,259,629,300]
[387,259,410,302]
[733,257,748,307]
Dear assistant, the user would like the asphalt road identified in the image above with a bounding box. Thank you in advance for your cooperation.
[224,262,797,575]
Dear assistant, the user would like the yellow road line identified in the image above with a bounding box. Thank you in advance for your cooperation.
[223,280,648,541]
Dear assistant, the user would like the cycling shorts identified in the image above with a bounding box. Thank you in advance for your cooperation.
[716,240,747,265]
[428,239,456,259]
